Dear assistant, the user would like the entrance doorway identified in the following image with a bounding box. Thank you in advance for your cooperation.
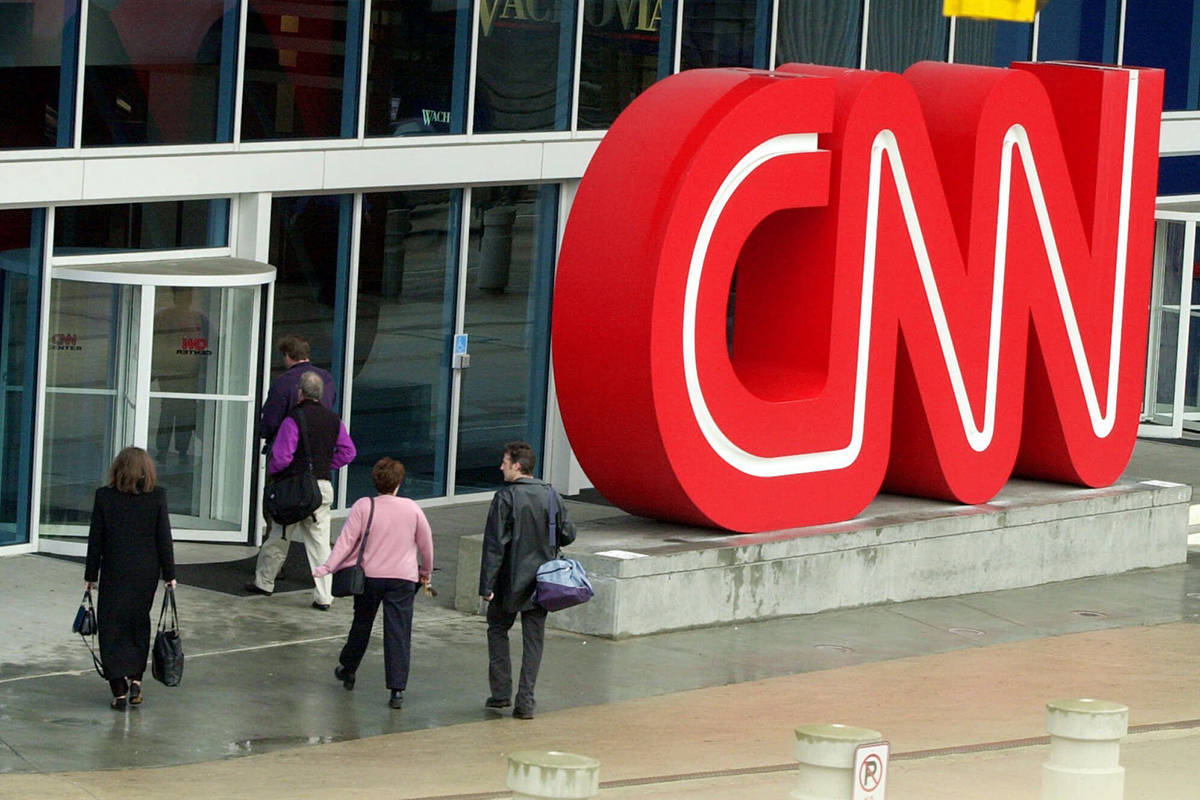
[38,257,274,543]
[1141,207,1200,438]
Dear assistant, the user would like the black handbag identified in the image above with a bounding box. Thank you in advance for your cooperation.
[73,588,105,678]
[151,586,184,687]
[331,498,374,597]
[264,410,322,527]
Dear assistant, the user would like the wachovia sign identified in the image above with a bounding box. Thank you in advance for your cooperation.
[552,61,1164,533]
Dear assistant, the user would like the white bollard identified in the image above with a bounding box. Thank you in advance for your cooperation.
[507,750,600,799]
[792,723,884,800]
[1041,698,1128,800]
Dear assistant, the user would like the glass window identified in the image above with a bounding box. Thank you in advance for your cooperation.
[364,0,471,136]
[53,200,230,254]
[1036,0,1119,64]
[473,0,576,132]
[0,0,80,148]
[775,0,862,68]
[680,0,771,70]
[1123,2,1200,111]
[578,0,677,130]
[268,194,351,410]
[82,0,237,145]
[455,184,557,492]
[864,0,948,73]
[242,0,365,140]
[0,210,42,545]
[953,18,1031,67]
[40,279,121,526]
[349,190,459,500]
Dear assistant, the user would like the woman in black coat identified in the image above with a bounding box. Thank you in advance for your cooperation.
[84,447,176,709]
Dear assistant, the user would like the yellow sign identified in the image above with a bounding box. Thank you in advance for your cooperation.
[943,0,1047,23]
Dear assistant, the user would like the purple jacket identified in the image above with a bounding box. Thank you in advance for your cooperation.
[270,414,356,476]
[259,362,337,441]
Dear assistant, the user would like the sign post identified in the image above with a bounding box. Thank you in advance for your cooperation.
[852,741,889,800]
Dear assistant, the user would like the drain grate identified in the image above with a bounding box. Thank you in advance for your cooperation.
[948,626,985,637]
[813,643,853,653]
[1071,609,1108,618]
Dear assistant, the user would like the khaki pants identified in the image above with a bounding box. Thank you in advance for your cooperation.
[254,479,334,605]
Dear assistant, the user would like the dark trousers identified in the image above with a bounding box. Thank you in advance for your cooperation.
[338,577,417,691]
[109,671,143,698]
[487,602,547,711]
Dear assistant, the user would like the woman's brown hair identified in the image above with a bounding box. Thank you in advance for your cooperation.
[109,447,157,494]
[371,457,406,494]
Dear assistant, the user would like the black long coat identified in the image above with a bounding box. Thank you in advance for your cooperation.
[478,478,576,613]
[84,487,175,679]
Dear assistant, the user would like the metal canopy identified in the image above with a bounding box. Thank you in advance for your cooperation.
[51,256,276,287]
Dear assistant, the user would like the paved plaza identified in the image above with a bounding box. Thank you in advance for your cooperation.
[0,438,1198,798]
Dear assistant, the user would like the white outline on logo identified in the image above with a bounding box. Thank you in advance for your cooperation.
[682,66,1140,478]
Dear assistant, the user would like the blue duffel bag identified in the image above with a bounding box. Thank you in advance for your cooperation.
[534,485,594,612]
[536,557,594,611]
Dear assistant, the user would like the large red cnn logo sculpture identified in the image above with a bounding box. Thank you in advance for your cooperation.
[553,61,1164,533]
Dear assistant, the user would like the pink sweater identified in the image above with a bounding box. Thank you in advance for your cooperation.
[315,495,433,582]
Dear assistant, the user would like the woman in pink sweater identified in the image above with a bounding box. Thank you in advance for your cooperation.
[314,457,433,709]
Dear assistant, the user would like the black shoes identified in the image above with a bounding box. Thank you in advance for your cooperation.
[513,707,534,720]
[485,697,511,709]
[128,681,142,706]
[244,582,272,597]
[334,665,355,690]
[312,601,331,611]
[389,690,403,709]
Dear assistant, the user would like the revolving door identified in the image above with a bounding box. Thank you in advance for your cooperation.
[38,258,274,542]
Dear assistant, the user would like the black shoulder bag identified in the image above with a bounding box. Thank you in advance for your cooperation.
[151,586,184,686]
[73,588,105,678]
[263,409,322,527]
[331,498,375,597]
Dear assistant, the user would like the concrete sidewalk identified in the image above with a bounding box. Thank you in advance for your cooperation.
[1,437,1198,798]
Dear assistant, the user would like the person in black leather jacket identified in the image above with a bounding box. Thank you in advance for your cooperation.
[478,441,575,719]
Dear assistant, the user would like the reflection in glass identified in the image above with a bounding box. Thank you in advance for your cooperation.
[865,0,947,73]
[349,190,458,500]
[775,0,861,68]
[473,0,575,132]
[82,0,237,145]
[455,184,557,492]
[1036,0,1119,64]
[41,280,120,526]
[1150,222,1185,417]
[54,200,230,254]
[364,0,471,136]
[242,0,363,140]
[578,0,676,130]
[680,0,770,70]
[0,0,80,148]
[952,18,1031,67]
[0,210,42,545]
[149,398,248,529]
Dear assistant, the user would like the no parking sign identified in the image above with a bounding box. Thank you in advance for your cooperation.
[853,741,889,799]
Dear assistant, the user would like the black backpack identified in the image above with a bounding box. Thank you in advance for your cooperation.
[263,410,322,526]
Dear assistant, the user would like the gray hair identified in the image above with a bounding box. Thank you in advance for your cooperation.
[298,371,324,401]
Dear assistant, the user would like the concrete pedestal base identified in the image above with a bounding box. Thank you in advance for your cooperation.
[455,478,1190,639]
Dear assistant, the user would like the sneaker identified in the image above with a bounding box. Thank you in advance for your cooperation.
[513,707,534,720]
[484,697,511,709]
[311,601,331,611]
[389,690,403,709]
[244,582,272,597]
[334,665,355,690]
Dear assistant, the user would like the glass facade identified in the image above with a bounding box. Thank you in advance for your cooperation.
[267,194,351,407]
[82,0,238,145]
[1036,0,1120,63]
[0,0,80,148]
[455,184,557,491]
[865,0,948,73]
[473,0,576,132]
[680,0,771,69]
[349,190,459,500]
[0,210,41,545]
[953,19,1032,67]
[54,200,229,254]
[578,0,676,130]
[364,0,471,136]
[1123,0,1200,111]
[775,0,861,68]
[242,0,364,140]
